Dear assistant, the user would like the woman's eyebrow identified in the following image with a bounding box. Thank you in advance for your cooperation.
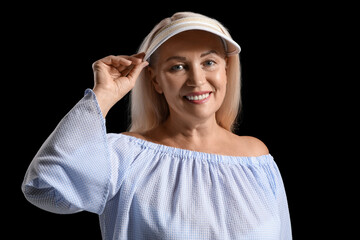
[165,56,187,62]
[200,50,218,57]
[165,50,219,62]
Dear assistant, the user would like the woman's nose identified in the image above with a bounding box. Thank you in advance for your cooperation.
[186,66,205,86]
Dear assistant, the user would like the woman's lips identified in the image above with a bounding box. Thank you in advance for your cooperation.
[184,91,212,104]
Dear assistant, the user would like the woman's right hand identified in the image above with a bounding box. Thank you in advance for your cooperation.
[92,52,148,117]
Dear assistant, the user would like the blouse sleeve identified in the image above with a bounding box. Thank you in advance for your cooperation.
[272,161,293,239]
[21,89,113,215]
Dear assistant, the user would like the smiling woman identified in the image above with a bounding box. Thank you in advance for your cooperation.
[22,11,292,240]
[131,13,241,133]
[143,30,229,135]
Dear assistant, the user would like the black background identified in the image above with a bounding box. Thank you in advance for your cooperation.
[5,2,349,239]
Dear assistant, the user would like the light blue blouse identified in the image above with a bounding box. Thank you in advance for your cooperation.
[22,89,292,239]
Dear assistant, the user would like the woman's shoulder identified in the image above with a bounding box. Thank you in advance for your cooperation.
[227,133,270,157]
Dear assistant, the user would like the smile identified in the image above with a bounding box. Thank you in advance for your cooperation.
[184,92,212,104]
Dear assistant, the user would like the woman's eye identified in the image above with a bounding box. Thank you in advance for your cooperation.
[170,64,185,71]
[204,60,216,67]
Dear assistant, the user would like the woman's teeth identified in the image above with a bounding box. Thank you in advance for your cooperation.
[185,93,210,101]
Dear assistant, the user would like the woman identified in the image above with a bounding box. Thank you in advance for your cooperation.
[22,12,292,239]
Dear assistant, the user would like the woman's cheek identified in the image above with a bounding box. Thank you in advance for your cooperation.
[209,69,227,93]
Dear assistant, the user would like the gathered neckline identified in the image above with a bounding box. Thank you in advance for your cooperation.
[117,133,273,164]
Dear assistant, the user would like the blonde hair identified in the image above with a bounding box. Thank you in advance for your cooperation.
[129,12,241,133]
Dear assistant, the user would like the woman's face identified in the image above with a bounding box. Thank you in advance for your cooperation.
[149,30,228,123]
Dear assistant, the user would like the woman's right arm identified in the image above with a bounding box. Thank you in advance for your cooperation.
[92,52,148,117]
[21,53,148,215]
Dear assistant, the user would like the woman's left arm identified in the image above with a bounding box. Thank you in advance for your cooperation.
[273,163,293,239]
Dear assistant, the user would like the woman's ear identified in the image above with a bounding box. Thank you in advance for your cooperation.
[148,66,163,94]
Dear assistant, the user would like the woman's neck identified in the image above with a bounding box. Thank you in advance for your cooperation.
[146,114,226,152]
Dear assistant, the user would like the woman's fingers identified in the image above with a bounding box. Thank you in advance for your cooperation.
[125,61,149,82]
[99,55,132,68]
[92,53,147,117]
[93,53,147,82]
[117,53,147,77]
[100,52,145,67]
[128,52,146,63]
[95,52,146,75]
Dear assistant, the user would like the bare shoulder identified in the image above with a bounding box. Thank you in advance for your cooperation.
[229,133,270,157]
[242,136,269,155]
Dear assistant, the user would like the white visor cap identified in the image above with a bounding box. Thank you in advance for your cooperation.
[144,17,241,61]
